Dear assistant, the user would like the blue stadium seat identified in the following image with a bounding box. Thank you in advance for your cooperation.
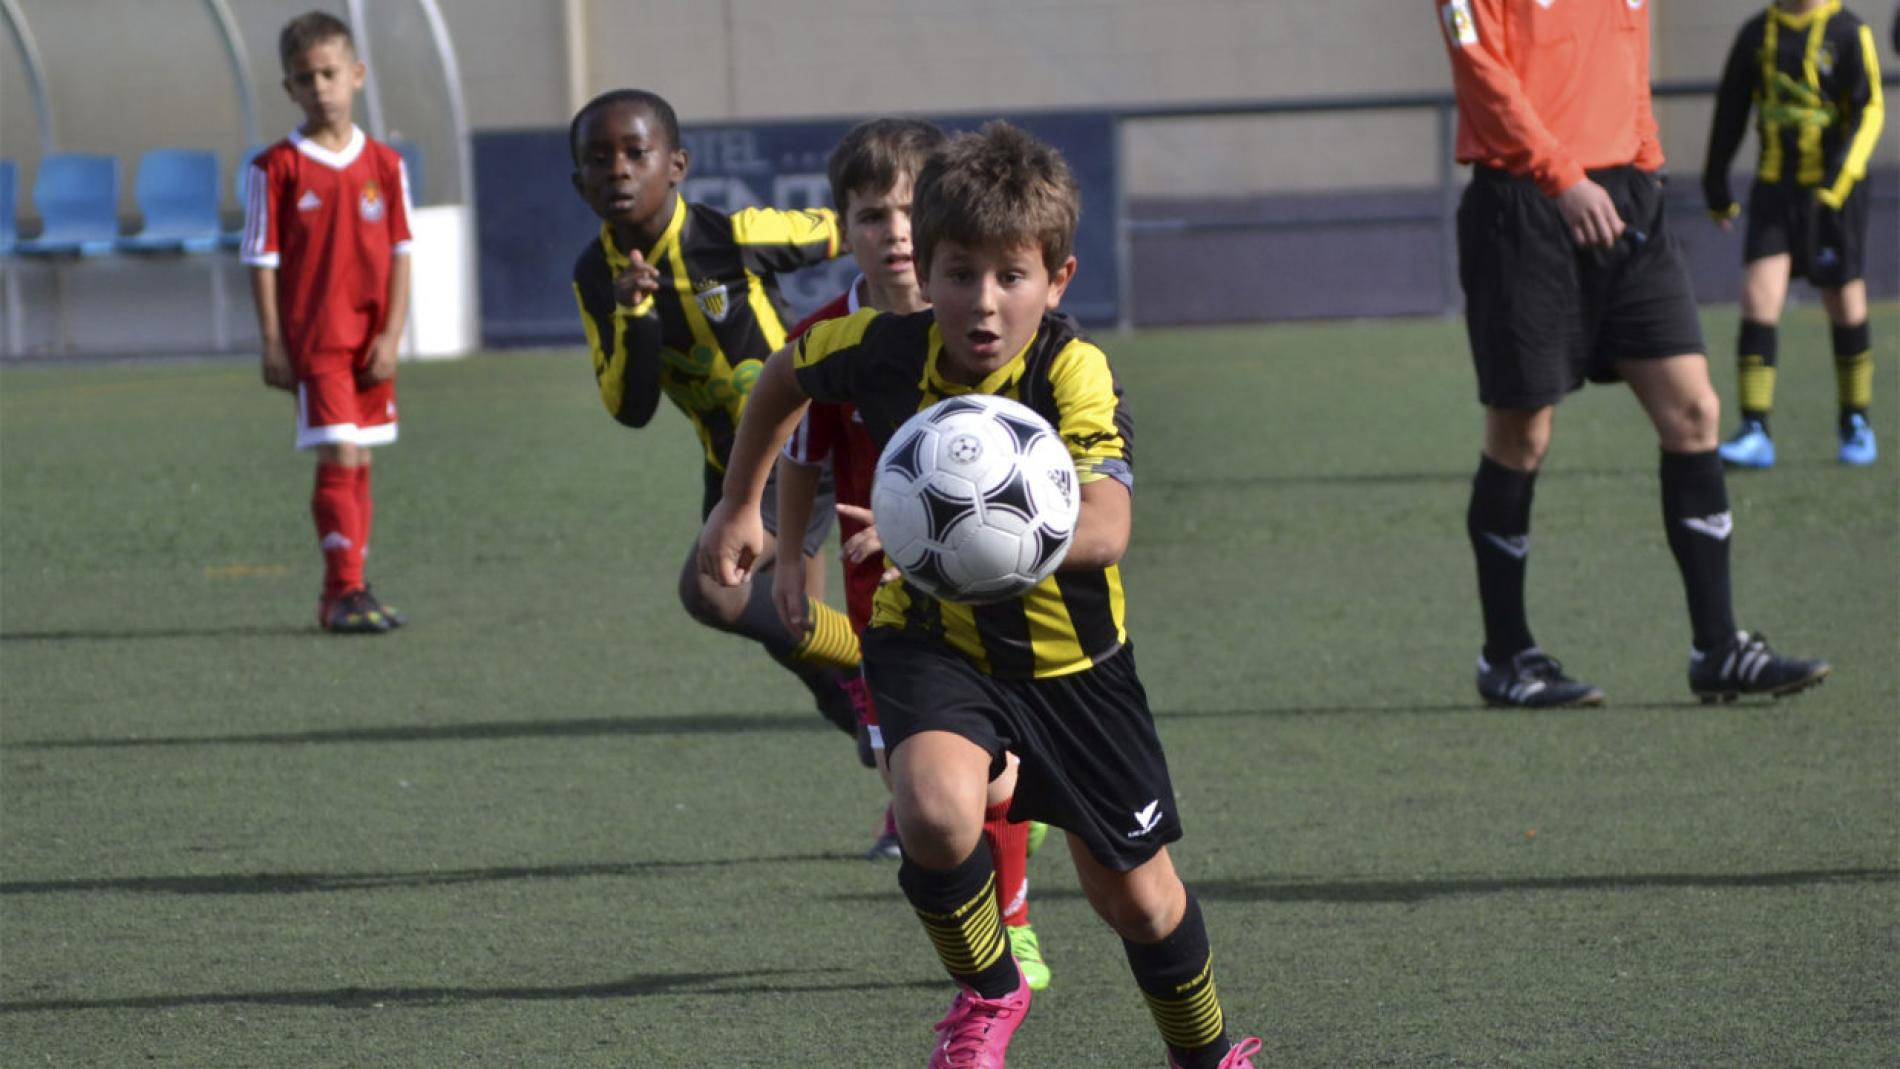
[0,159,17,254]
[14,153,120,257]
[221,144,268,249]
[120,148,221,254]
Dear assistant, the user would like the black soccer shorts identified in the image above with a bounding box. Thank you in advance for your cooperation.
[862,626,1183,873]
[1458,165,1708,409]
[1743,180,1868,288]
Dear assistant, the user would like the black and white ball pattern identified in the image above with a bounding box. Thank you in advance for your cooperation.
[871,395,1080,604]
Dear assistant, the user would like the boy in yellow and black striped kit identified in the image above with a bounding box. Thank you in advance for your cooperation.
[1702,0,1885,468]
[698,121,1261,1069]
[569,88,866,741]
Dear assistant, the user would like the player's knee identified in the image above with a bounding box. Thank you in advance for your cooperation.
[1086,881,1185,943]
[1659,388,1721,450]
[676,568,736,628]
[892,777,984,868]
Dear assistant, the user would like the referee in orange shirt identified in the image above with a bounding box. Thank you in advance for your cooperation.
[1435,0,1830,706]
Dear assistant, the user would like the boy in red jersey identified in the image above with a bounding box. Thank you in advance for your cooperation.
[241,10,412,634]
[772,118,1055,992]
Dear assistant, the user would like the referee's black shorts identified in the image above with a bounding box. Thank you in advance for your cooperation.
[1457,164,1707,409]
[862,626,1182,873]
[1744,179,1868,287]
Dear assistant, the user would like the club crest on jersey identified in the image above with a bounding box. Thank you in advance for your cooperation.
[359,180,385,223]
[1441,0,1479,46]
[693,278,731,323]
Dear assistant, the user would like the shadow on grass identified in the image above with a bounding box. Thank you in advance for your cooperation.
[0,969,943,1013]
[0,852,866,896]
[9,701,1722,752]
[0,625,314,642]
[8,713,839,749]
[1008,866,1897,906]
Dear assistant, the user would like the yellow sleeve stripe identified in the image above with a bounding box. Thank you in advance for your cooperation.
[1047,338,1126,484]
[1823,25,1886,205]
[574,281,636,418]
[731,207,842,258]
[795,308,877,370]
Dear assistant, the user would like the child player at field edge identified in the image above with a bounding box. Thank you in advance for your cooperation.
[241,10,412,634]
[701,121,1260,1069]
[770,117,1055,992]
[568,88,865,736]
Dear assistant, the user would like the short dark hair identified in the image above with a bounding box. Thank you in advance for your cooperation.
[278,10,354,71]
[911,121,1080,278]
[569,89,681,165]
[826,118,947,218]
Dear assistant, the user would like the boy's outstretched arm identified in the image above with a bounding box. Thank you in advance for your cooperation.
[248,267,295,392]
[1063,477,1131,571]
[697,345,811,586]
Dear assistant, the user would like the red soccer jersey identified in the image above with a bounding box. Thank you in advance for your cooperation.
[784,281,882,631]
[241,126,413,362]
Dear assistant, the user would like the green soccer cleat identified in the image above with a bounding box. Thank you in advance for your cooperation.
[1007,923,1051,992]
[1023,820,1049,858]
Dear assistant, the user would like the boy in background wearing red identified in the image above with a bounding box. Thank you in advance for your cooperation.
[242,10,412,634]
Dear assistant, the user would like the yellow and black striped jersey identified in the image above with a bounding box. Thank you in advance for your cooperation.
[794,308,1134,680]
[572,193,841,471]
[1703,1,1885,212]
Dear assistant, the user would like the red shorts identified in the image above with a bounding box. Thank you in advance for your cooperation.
[295,348,397,450]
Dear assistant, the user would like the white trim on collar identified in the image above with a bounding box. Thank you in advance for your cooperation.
[847,274,868,314]
[290,126,366,170]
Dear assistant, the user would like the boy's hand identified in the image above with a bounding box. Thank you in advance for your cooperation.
[838,504,902,584]
[260,339,296,392]
[773,556,811,636]
[698,498,766,587]
[614,250,661,309]
[358,333,401,386]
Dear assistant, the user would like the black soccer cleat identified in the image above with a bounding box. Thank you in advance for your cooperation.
[362,585,406,628]
[1476,649,1606,708]
[321,589,391,635]
[1689,631,1830,703]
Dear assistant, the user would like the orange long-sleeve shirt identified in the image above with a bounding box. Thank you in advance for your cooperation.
[1437,0,1666,197]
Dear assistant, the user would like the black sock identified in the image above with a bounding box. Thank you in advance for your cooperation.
[1468,455,1537,663]
[899,839,1020,1000]
[730,578,800,658]
[1736,320,1778,432]
[1832,320,1872,429]
[1125,895,1230,1069]
[1659,450,1738,651]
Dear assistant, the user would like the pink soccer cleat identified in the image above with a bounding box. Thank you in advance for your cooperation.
[1169,1035,1263,1069]
[928,965,1031,1068]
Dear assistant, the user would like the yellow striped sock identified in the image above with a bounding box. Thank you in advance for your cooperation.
[1836,350,1873,411]
[914,873,1009,977]
[1142,953,1226,1051]
[1738,354,1777,417]
[790,598,861,670]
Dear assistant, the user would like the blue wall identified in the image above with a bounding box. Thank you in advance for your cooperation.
[474,112,1120,348]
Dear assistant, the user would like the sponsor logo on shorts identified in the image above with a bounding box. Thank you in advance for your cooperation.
[1126,800,1164,839]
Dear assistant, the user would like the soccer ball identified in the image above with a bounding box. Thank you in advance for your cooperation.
[871,395,1080,604]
